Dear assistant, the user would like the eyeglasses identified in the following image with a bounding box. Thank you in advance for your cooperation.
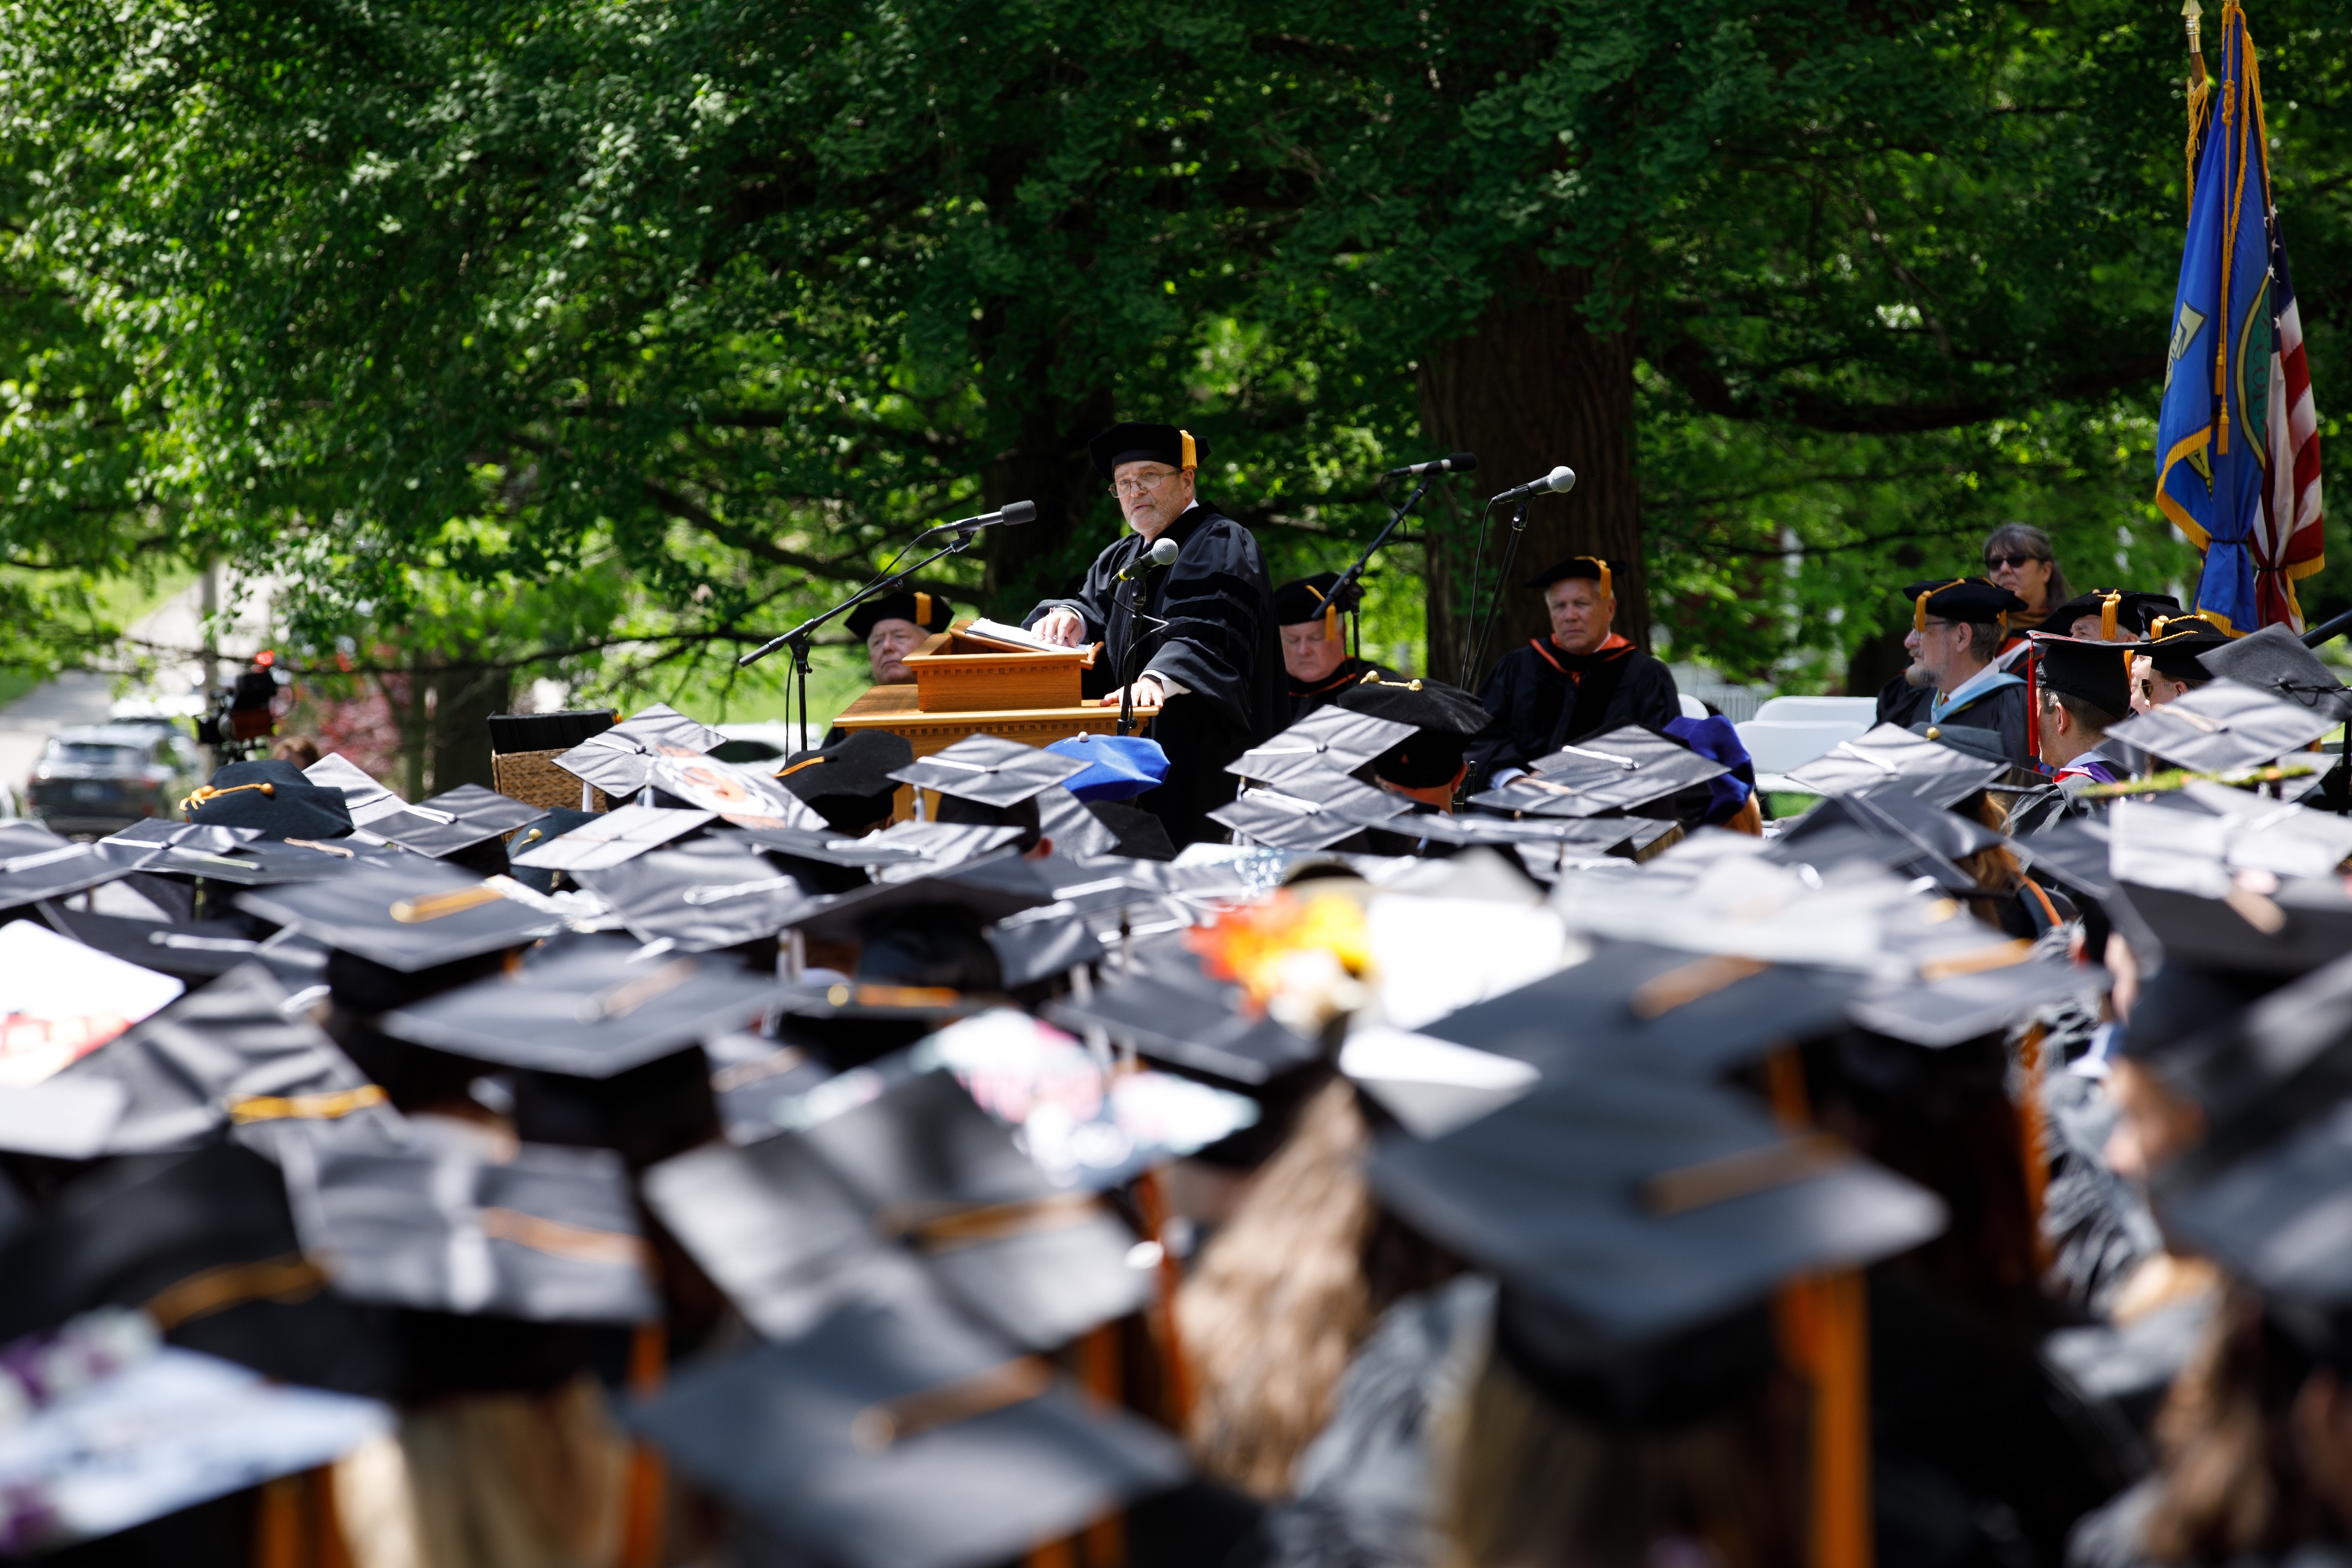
[1111,469,1180,498]
[1984,552,2046,570]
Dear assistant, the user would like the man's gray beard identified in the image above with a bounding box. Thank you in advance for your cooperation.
[1903,662,1935,690]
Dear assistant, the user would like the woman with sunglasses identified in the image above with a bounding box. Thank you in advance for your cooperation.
[1982,524,2073,637]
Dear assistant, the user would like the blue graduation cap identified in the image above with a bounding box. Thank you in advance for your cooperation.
[1042,734,1169,803]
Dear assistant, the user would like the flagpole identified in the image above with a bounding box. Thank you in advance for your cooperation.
[2183,0,2206,93]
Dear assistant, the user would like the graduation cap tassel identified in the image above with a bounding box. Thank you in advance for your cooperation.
[2015,1024,2055,1272]
[1079,1325,1130,1568]
[1765,1052,1875,1568]
[1130,1167,1196,1428]
[620,1324,669,1568]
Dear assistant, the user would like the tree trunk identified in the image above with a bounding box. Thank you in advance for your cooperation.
[428,664,510,794]
[1418,261,1644,692]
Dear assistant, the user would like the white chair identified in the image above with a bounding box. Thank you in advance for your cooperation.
[1734,696,1878,775]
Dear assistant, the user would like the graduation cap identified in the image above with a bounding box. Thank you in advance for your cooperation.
[374,934,779,1077]
[137,834,410,888]
[1041,733,1170,804]
[2105,680,2334,773]
[0,834,136,908]
[844,589,955,643]
[983,872,1172,987]
[1228,707,1417,786]
[552,703,729,797]
[784,852,1062,948]
[1770,786,2006,895]
[2041,589,2183,641]
[1045,962,1322,1088]
[302,753,409,828]
[642,750,828,832]
[624,1289,1190,1568]
[1023,788,1115,863]
[36,906,272,984]
[1782,726,2005,806]
[182,760,356,841]
[2201,622,2352,722]
[1339,1023,1542,1140]
[0,1138,400,1395]
[572,836,817,952]
[1527,557,1617,594]
[43,963,399,1159]
[2036,635,2136,720]
[236,862,560,972]
[2116,875,2352,977]
[889,734,1090,811]
[2143,618,2232,684]
[508,804,714,873]
[1900,577,2027,630]
[1399,813,1647,853]
[1370,1071,1945,1342]
[776,729,916,831]
[0,921,186,1088]
[286,1133,659,1322]
[362,782,544,864]
[1272,570,1357,631]
[1210,774,1413,851]
[1086,419,1202,477]
[1847,954,2109,1048]
[1332,676,1492,790]
[1469,727,1728,819]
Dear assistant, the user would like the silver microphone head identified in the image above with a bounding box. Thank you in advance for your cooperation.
[1546,465,1577,494]
[1149,537,1182,566]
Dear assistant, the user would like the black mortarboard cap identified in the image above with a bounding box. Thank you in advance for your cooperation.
[0,834,135,907]
[1469,727,1728,818]
[573,836,816,952]
[40,906,272,983]
[2115,876,2352,977]
[1046,963,1322,1088]
[553,704,727,797]
[1333,676,1493,789]
[1272,571,1354,627]
[363,783,544,862]
[889,734,1088,811]
[1847,955,2109,1048]
[626,1290,1189,1568]
[48,963,400,1158]
[1407,813,1647,853]
[131,832,407,887]
[288,1132,659,1323]
[784,852,1060,947]
[302,752,409,827]
[0,1139,398,1395]
[2155,1098,2352,1332]
[2145,620,2230,683]
[1086,421,1202,478]
[237,863,560,972]
[1209,773,1413,850]
[2201,622,2352,721]
[2040,589,2182,640]
[1525,557,1617,592]
[375,935,778,1077]
[1368,1071,1946,1339]
[1228,708,1415,784]
[1770,786,2005,894]
[2105,680,2335,772]
[845,590,955,644]
[640,750,827,832]
[1032,785,1121,862]
[184,759,355,841]
[2036,636,2136,719]
[508,803,713,872]
[778,729,916,832]
[1782,724,2004,806]
[1900,577,2027,626]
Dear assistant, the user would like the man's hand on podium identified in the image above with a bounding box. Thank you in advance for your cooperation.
[1034,608,1086,647]
[1098,676,1166,710]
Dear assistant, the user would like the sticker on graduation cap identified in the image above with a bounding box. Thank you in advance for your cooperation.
[552,704,729,795]
[0,923,185,1088]
[647,749,829,831]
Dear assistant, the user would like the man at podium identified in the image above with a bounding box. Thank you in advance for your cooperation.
[1026,422,1284,846]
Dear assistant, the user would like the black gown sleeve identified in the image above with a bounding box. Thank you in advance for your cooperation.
[1135,519,1278,734]
[1600,653,1683,735]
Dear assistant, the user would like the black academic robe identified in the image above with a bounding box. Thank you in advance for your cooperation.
[1926,679,2033,769]
[1875,670,1933,729]
[1025,502,1286,847]
[1467,635,1681,787]
[1287,656,1397,723]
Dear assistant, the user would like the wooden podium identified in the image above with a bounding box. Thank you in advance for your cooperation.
[829,622,1160,816]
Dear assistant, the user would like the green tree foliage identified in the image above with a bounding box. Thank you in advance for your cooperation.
[1,0,2346,708]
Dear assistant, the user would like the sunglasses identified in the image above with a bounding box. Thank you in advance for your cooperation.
[1984,552,2047,569]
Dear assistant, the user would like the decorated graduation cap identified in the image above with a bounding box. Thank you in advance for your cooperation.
[183,759,356,841]
[2042,589,2183,641]
[2143,617,2231,684]
[845,590,955,645]
[624,1287,1190,1568]
[1332,674,1493,791]
[1469,726,1728,819]
[237,862,560,973]
[1228,706,1417,785]
[1368,1070,1945,1343]
[1900,577,2027,633]
[2199,621,2352,721]
[286,1133,660,1323]
[1272,570,1359,638]
[2033,635,2136,720]
[1525,556,1616,596]
[776,728,916,830]
[552,702,727,797]
[374,934,780,1078]
[2105,678,2335,772]
[1086,420,1202,479]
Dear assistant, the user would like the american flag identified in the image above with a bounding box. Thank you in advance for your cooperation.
[2256,232,2325,631]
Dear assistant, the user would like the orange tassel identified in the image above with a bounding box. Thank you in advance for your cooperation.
[619,1324,668,1568]
[1131,1168,1194,1427]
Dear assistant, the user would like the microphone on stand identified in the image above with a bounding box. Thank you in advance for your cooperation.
[1382,452,1478,478]
[1116,536,1182,582]
[917,499,1036,538]
[1490,465,1577,508]
[1115,537,1182,736]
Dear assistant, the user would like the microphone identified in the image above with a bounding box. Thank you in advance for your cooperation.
[1382,452,1478,478]
[1491,465,1577,505]
[1116,536,1182,582]
[920,499,1035,537]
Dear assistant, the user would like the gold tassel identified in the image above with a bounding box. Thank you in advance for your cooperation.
[2099,592,2120,641]
[618,1324,667,1568]
[1178,430,1196,471]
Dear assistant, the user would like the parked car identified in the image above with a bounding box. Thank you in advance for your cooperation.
[25,724,202,836]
